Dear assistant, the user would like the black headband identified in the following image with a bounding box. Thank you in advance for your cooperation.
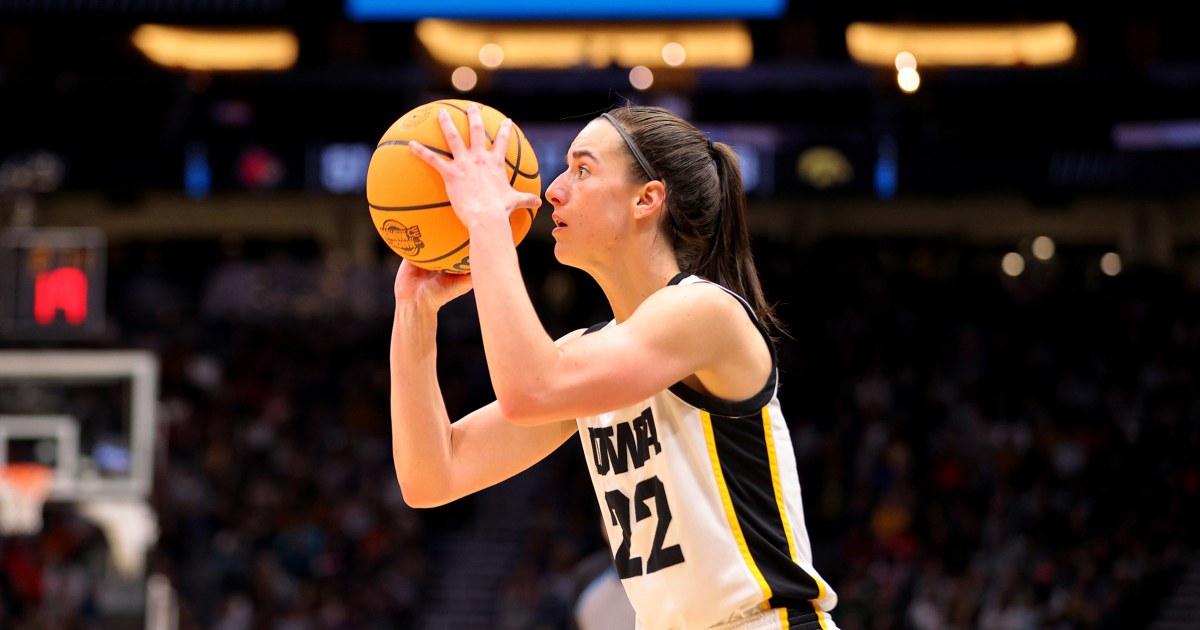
[600,113,659,182]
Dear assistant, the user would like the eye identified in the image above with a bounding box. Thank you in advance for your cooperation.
[576,165,590,179]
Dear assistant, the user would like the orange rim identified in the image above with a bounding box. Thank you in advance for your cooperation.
[0,463,54,496]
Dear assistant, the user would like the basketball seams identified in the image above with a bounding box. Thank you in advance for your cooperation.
[368,201,451,212]
[509,125,541,181]
[376,140,452,160]
[370,129,537,210]
[370,99,540,271]
[367,142,449,210]
[370,142,536,206]
[428,100,539,180]
[408,239,470,264]
[509,121,521,187]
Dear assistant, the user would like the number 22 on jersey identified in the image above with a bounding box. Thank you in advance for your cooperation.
[604,475,685,579]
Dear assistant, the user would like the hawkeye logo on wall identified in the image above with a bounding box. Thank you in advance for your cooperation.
[381,220,425,256]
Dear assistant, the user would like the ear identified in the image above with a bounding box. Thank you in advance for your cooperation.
[632,180,666,221]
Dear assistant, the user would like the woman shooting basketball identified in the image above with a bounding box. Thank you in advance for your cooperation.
[392,103,838,629]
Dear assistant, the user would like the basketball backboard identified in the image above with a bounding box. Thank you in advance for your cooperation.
[0,351,158,501]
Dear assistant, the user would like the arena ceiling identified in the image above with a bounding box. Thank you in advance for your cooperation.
[0,4,1198,200]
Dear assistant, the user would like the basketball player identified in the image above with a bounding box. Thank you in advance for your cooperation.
[393,103,839,629]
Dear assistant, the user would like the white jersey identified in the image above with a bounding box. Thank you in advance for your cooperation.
[575,274,838,630]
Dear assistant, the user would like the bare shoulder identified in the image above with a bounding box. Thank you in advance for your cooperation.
[638,280,750,326]
[640,280,769,399]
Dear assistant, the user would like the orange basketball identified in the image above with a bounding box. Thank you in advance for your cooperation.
[366,99,541,274]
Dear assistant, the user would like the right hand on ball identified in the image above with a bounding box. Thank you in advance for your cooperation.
[407,104,543,233]
[394,260,473,310]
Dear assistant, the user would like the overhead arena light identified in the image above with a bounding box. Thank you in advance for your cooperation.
[845,22,1077,67]
[415,20,751,70]
[132,25,299,72]
[349,0,784,20]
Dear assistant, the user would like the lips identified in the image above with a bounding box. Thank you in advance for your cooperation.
[552,213,567,229]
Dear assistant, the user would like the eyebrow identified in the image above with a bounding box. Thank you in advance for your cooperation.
[567,149,599,164]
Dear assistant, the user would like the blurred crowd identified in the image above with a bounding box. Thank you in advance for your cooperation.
[2,234,1198,629]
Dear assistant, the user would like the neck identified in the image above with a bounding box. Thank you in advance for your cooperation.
[587,247,681,322]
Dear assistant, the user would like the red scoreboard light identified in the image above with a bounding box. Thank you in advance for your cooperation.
[1,228,106,340]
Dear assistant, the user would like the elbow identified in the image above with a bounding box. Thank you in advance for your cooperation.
[398,482,434,509]
[396,480,448,508]
[496,390,550,426]
[494,358,566,425]
[395,475,451,509]
[496,395,532,425]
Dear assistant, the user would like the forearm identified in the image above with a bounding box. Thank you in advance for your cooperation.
[389,301,456,506]
[466,216,561,418]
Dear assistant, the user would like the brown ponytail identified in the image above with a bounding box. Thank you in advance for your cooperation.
[603,106,784,336]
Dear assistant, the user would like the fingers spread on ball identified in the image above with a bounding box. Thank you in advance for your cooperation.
[492,119,515,159]
[467,102,488,151]
[407,141,446,173]
[519,193,543,210]
[370,100,543,270]
[437,108,468,156]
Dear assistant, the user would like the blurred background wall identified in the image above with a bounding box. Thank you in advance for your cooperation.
[1,2,1198,629]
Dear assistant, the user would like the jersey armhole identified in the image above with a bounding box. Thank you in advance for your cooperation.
[583,320,612,335]
[666,274,779,418]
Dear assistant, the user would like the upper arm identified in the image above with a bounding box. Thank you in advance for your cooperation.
[507,285,766,423]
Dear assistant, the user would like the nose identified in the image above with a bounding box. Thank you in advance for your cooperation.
[545,169,569,207]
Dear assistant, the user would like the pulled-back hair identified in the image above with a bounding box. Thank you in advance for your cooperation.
[603,106,783,336]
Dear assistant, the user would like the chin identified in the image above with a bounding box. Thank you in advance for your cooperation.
[552,243,588,272]
[552,242,573,266]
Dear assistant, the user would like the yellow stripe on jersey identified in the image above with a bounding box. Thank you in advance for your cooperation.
[762,406,800,564]
[764,407,832,630]
[813,577,832,630]
[701,409,772,609]
[777,607,789,628]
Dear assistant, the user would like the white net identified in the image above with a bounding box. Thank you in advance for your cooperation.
[0,464,53,535]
